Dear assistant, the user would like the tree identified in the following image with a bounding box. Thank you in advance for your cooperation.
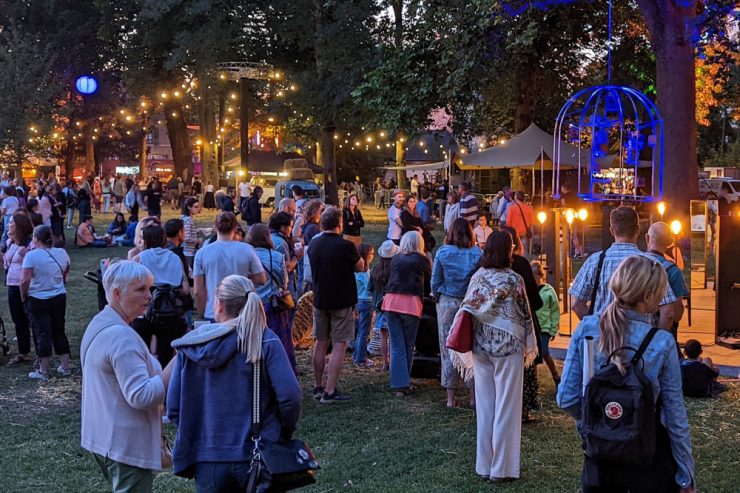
[266,0,382,204]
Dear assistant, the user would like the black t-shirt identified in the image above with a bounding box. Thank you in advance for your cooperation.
[681,361,719,398]
[192,181,202,195]
[309,232,361,310]
[146,187,162,214]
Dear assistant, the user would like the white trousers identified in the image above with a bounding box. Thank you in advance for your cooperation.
[473,349,524,479]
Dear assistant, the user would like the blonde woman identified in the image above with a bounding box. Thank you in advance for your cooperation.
[558,256,695,493]
[382,230,431,396]
[167,275,302,490]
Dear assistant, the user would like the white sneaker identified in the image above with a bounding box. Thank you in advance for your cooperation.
[57,366,71,376]
[28,370,49,381]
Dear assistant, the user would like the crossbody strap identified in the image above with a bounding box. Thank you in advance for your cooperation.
[515,202,529,231]
[630,327,660,366]
[251,358,262,438]
[588,249,608,316]
[43,248,66,279]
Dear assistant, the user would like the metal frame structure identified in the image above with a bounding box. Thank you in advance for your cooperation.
[553,85,664,203]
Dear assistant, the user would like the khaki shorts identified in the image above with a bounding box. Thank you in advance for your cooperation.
[313,306,355,343]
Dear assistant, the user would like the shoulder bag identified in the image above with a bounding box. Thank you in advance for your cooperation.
[245,357,319,493]
[446,309,473,353]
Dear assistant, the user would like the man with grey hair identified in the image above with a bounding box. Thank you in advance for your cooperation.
[278,197,296,218]
[81,260,175,493]
[646,221,688,337]
[308,206,363,403]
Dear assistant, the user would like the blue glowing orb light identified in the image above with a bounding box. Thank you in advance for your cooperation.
[75,75,98,95]
[553,85,664,203]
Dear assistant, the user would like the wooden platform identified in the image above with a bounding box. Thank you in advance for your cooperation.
[550,273,740,376]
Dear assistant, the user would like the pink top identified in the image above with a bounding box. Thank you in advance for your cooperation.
[3,241,29,286]
[382,293,423,318]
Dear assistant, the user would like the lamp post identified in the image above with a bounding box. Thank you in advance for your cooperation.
[564,209,576,335]
[537,211,547,260]
[657,201,666,222]
[578,207,588,256]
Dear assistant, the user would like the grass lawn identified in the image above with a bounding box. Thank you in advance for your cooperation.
[0,206,737,492]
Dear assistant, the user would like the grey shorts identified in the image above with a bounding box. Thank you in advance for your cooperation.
[313,306,355,343]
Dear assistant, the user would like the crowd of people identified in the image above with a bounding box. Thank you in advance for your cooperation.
[1,166,725,493]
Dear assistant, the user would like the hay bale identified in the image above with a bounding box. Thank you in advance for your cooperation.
[292,291,315,349]
[284,158,309,171]
[289,168,315,180]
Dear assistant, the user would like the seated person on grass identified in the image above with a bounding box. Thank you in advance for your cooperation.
[681,339,726,398]
[76,215,110,248]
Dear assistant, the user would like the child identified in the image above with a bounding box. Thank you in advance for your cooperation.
[473,213,492,248]
[531,260,561,385]
[353,243,375,368]
[369,240,397,371]
[681,339,726,397]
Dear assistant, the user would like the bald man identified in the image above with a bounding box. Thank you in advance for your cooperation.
[646,222,688,335]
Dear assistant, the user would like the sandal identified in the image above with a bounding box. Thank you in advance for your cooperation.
[394,387,414,398]
[7,355,29,366]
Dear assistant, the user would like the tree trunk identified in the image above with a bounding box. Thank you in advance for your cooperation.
[164,100,192,180]
[514,68,537,134]
[637,0,699,218]
[395,136,408,189]
[85,123,96,175]
[198,84,219,188]
[320,124,338,205]
[64,137,75,179]
[392,1,409,189]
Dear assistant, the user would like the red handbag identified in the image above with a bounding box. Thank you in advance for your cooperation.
[446,309,473,353]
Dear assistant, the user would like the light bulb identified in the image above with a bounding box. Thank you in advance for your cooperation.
[578,208,588,221]
[537,211,547,225]
[670,220,682,236]
[565,209,575,225]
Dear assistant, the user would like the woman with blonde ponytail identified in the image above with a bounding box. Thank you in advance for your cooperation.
[558,256,696,493]
[167,275,302,491]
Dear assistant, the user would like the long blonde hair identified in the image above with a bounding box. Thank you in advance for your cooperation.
[599,255,667,374]
[216,275,266,363]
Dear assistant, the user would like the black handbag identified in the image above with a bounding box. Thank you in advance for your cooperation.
[245,358,319,493]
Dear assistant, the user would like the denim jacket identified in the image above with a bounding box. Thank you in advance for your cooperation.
[557,313,695,489]
[431,245,482,298]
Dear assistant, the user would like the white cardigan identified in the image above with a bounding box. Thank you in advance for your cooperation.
[80,306,165,470]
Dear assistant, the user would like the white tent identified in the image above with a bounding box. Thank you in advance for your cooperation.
[460,123,584,170]
[380,161,447,171]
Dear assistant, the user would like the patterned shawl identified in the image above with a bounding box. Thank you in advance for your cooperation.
[458,267,537,364]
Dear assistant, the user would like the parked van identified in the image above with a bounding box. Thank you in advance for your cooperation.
[699,177,740,201]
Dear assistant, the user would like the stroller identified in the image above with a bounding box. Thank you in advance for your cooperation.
[84,269,108,311]
[1,315,9,355]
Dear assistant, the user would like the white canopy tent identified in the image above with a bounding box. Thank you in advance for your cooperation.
[380,160,449,180]
[459,123,586,200]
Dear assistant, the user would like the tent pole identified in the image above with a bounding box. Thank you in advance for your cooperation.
[540,146,545,208]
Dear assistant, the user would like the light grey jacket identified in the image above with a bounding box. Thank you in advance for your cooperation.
[80,306,165,470]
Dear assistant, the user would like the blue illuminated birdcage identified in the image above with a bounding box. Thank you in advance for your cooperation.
[552,85,664,203]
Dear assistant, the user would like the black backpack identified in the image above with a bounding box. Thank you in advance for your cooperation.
[145,284,179,326]
[578,327,659,465]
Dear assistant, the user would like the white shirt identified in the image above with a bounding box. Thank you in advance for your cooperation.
[22,247,69,299]
[193,241,265,319]
[473,225,493,247]
[2,196,19,216]
[410,179,419,195]
[387,205,403,240]
[239,181,251,198]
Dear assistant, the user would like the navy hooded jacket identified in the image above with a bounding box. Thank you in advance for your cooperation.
[167,325,302,477]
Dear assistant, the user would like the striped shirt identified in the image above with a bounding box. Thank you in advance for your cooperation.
[459,193,479,224]
[181,214,198,258]
[569,242,677,320]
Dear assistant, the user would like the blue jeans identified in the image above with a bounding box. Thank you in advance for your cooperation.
[194,461,251,493]
[353,301,373,364]
[386,311,420,389]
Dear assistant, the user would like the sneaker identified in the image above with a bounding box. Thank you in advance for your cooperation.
[354,359,376,369]
[57,366,71,376]
[320,390,351,404]
[312,386,324,400]
[28,370,49,381]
